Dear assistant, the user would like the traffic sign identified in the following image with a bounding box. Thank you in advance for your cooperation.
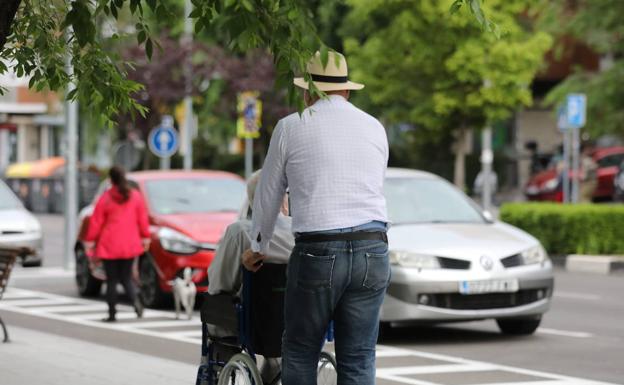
[566,93,586,129]
[237,91,262,139]
[148,115,179,158]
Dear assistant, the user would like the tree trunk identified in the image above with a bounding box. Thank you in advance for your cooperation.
[0,0,21,51]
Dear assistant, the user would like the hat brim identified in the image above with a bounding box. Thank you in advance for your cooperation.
[293,77,364,91]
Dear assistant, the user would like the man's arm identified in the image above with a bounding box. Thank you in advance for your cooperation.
[250,120,288,254]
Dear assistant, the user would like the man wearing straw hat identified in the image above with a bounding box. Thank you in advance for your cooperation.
[249,50,389,385]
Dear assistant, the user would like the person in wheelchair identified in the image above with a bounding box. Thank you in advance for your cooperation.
[208,170,293,297]
[205,170,294,384]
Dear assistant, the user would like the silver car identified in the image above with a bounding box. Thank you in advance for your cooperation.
[0,180,43,266]
[381,169,553,335]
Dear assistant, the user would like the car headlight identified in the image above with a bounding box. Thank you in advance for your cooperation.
[521,245,548,265]
[389,251,440,269]
[157,227,199,255]
[542,178,559,192]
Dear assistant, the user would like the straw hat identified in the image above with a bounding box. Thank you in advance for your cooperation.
[293,51,364,92]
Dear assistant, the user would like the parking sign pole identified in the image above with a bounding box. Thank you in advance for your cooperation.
[562,130,571,204]
[571,127,581,203]
[245,138,253,180]
[480,127,493,212]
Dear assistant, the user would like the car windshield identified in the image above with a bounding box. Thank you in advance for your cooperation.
[0,181,22,210]
[145,178,245,215]
[384,177,485,225]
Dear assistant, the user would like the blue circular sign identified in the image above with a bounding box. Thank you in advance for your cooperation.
[148,126,178,158]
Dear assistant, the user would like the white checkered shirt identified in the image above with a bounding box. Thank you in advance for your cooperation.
[251,95,389,254]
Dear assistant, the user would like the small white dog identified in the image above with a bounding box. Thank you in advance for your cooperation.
[171,267,196,320]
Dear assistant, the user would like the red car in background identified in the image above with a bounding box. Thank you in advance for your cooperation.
[75,170,246,307]
[525,147,624,202]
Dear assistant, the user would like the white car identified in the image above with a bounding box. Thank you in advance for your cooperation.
[0,180,43,266]
[381,168,553,335]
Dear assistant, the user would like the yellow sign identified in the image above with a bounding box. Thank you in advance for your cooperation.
[237,91,262,139]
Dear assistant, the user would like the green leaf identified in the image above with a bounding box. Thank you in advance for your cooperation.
[146,0,157,11]
[469,0,485,26]
[137,30,146,44]
[319,45,329,69]
[241,0,254,12]
[146,38,153,59]
[450,0,463,14]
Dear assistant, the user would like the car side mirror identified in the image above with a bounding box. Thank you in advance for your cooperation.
[483,210,495,223]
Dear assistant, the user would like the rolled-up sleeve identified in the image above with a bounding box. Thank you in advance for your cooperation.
[250,120,288,254]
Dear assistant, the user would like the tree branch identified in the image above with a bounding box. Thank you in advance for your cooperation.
[0,0,21,50]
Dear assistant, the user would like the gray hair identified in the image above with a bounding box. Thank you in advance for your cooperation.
[246,170,262,207]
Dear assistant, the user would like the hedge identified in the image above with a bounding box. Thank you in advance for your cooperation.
[499,203,624,256]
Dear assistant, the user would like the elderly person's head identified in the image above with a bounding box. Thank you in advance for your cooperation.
[247,170,288,216]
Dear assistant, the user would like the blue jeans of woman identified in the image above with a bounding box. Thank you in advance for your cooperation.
[281,224,390,385]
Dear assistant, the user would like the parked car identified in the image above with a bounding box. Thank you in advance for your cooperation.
[0,179,43,267]
[382,169,553,335]
[613,161,624,202]
[75,170,246,307]
[590,147,624,201]
[236,168,554,335]
[525,146,624,202]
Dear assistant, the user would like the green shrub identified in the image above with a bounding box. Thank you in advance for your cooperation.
[499,203,624,256]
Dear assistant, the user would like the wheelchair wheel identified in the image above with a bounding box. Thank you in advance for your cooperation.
[218,353,263,385]
[317,351,337,385]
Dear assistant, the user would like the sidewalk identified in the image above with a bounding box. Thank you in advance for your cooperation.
[0,326,196,385]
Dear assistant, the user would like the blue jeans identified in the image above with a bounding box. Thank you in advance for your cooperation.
[282,222,390,385]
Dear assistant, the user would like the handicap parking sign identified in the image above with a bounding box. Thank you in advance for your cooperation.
[148,116,179,158]
[566,93,586,129]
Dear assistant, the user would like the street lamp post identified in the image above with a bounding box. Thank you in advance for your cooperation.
[64,35,78,271]
[182,0,194,171]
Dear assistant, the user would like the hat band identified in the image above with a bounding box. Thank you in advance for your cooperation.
[311,74,348,83]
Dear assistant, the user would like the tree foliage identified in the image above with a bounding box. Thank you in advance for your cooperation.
[538,0,624,137]
[343,0,552,137]
[0,0,495,124]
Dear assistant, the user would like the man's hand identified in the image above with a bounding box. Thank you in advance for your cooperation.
[142,238,151,252]
[242,249,266,272]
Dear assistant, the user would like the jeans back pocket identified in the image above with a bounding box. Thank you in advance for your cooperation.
[296,252,336,292]
[363,252,390,291]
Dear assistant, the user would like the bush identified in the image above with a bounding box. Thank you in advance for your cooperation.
[499,203,624,256]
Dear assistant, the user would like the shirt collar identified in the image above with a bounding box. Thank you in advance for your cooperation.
[314,94,347,106]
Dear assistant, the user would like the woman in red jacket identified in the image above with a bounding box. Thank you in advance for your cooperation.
[85,166,150,322]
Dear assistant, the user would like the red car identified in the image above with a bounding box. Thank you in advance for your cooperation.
[75,170,246,307]
[525,147,624,202]
[590,147,624,201]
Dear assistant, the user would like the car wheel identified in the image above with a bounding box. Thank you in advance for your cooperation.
[75,247,102,297]
[496,316,541,335]
[139,255,168,308]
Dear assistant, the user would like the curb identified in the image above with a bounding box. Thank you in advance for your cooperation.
[565,255,624,275]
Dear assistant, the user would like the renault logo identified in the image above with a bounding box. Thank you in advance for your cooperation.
[480,255,494,271]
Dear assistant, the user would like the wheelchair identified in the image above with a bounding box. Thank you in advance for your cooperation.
[196,264,337,385]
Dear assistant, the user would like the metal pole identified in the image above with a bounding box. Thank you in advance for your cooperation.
[64,43,78,270]
[480,127,493,212]
[182,0,193,170]
[562,130,571,203]
[160,156,170,170]
[245,138,253,179]
[571,127,581,203]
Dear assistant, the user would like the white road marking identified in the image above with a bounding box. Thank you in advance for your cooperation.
[537,328,594,338]
[10,267,75,279]
[554,291,601,301]
[0,287,619,385]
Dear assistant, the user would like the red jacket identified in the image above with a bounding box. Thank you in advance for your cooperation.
[85,187,150,259]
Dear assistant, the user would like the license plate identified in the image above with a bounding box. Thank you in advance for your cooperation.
[459,279,519,295]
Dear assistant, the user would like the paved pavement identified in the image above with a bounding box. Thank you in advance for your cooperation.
[1,326,195,385]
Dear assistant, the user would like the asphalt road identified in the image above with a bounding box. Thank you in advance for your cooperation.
[2,214,622,385]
